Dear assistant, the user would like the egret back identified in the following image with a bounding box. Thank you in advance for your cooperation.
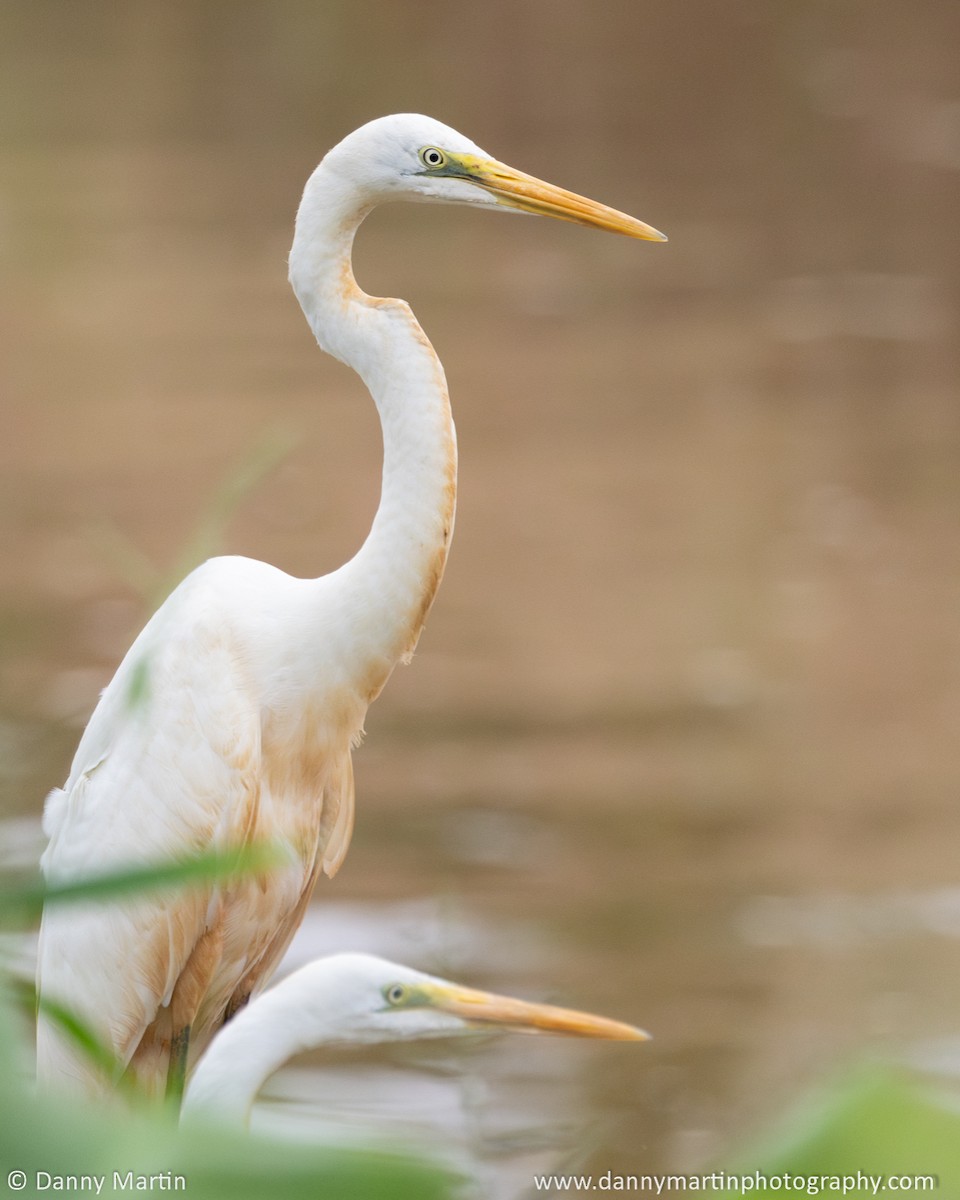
[36,558,357,1093]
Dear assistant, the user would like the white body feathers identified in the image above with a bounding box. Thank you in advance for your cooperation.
[37,116,468,1092]
[35,113,662,1095]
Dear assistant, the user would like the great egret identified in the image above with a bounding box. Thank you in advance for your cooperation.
[36,114,666,1098]
[181,952,648,1127]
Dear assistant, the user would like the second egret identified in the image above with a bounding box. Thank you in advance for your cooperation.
[182,953,649,1127]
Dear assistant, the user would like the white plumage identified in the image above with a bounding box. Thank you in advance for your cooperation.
[180,952,648,1127]
[36,114,665,1096]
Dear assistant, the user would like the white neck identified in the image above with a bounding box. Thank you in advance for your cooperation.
[288,163,457,701]
[181,985,310,1126]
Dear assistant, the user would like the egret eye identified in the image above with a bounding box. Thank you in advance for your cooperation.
[419,146,446,170]
[384,983,407,1006]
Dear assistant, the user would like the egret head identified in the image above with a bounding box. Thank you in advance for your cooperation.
[319,113,667,241]
[181,952,650,1126]
[283,952,650,1046]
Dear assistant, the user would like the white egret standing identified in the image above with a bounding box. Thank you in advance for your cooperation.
[181,953,648,1127]
[36,114,666,1098]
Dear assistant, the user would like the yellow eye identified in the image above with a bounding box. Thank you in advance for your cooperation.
[418,146,446,170]
[384,983,407,1005]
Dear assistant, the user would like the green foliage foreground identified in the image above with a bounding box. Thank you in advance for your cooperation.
[711,1066,957,1197]
[0,858,457,1200]
[5,851,958,1196]
[0,1072,454,1200]
[1,986,455,1200]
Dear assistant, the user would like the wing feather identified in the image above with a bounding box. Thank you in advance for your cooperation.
[36,583,263,1092]
[36,560,362,1095]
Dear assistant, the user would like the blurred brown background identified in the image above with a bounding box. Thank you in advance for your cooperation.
[2,0,959,1185]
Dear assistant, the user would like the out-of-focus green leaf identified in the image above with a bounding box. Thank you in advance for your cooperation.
[89,426,298,610]
[712,1067,957,1195]
[0,843,286,923]
[171,425,298,594]
[0,984,457,1200]
[30,988,128,1090]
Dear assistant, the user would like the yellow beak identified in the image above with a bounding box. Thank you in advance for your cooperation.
[450,152,667,242]
[427,981,651,1041]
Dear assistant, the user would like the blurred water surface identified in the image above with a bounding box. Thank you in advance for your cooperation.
[2,0,960,1190]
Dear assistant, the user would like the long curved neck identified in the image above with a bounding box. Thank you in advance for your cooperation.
[181,986,311,1126]
[288,168,457,701]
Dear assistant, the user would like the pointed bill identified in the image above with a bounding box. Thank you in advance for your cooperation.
[447,153,667,242]
[426,982,651,1041]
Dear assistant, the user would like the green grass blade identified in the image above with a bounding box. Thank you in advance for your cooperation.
[0,843,286,924]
